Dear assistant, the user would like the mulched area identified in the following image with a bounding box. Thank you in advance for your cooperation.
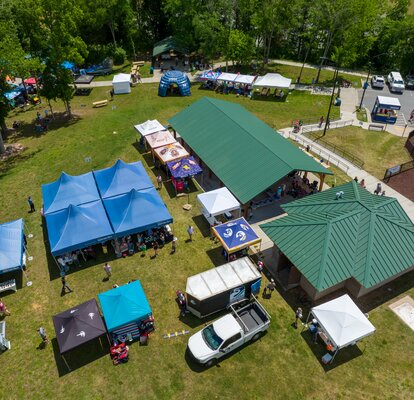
[384,168,414,201]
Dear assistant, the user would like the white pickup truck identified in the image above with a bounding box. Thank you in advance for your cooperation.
[187,299,271,367]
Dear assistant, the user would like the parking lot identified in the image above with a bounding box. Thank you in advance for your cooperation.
[358,81,414,123]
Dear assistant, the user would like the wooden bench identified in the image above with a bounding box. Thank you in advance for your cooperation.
[92,100,108,108]
[368,124,384,131]
[132,61,144,67]
[0,279,16,294]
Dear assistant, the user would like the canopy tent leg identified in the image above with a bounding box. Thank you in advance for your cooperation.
[62,354,71,371]
[99,336,103,350]
[302,311,312,332]
[330,348,340,363]
[79,249,86,262]
[53,256,62,273]
[318,173,326,192]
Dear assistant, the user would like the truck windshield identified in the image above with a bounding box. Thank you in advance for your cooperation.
[202,325,223,350]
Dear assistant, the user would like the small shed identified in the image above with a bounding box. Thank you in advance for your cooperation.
[112,73,131,95]
[186,257,261,318]
[158,71,191,97]
[371,96,401,124]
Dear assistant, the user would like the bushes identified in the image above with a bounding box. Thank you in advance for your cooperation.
[86,44,127,65]
[112,47,127,65]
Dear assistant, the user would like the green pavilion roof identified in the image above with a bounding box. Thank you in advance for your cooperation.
[152,36,188,57]
[261,181,414,292]
[168,97,331,204]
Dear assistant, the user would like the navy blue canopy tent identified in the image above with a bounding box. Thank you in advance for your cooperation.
[199,70,221,81]
[93,160,154,199]
[158,71,191,97]
[103,188,173,237]
[45,201,114,256]
[42,172,100,215]
[212,217,261,255]
[166,156,203,179]
[0,219,25,274]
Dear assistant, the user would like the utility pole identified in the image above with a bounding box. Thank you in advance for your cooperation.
[298,46,310,84]
[323,66,339,137]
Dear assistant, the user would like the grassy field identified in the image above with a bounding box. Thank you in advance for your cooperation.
[307,126,412,179]
[0,84,413,400]
[93,61,152,81]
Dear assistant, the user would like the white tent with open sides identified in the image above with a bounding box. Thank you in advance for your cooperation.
[112,73,131,94]
[134,120,166,136]
[253,73,291,89]
[308,294,376,362]
[197,187,241,224]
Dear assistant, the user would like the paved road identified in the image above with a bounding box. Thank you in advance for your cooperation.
[358,84,414,122]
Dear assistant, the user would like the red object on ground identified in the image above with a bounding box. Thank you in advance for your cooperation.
[24,77,37,85]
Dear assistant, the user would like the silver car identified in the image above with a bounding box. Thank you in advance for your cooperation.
[371,75,385,89]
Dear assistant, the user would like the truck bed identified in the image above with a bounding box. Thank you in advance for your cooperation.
[235,302,269,333]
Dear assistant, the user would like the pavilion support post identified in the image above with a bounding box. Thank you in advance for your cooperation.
[303,171,308,180]
[220,181,224,188]
[172,129,177,139]
[208,168,212,179]
[318,173,326,192]
[242,204,249,219]
[62,354,71,371]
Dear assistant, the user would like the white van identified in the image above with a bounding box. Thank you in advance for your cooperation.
[387,72,405,93]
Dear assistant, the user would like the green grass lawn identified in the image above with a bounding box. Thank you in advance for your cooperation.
[1,84,413,400]
[93,61,152,81]
[307,126,412,179]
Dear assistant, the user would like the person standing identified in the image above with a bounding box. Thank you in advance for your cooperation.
[28,196,35,213]
[263,278,276,297]
[354,176,358,183]
[110,88,114,99]
[0,298,11,316]
[374,182,382,195]
[156,175,163,190]
[318,116,324,128]
[37,327,49,346]
[381,190,386,196]
[294,307,303,329]
[360,179,366,189]
[187,225,195,241]
[61,275,73,294]
[409,110,414,123]
[171,237,177,254]
[104,263,112,279]
[152,241,159,257]
[326,118,331,129]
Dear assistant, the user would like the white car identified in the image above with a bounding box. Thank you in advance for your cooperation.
[387,72,405,93]
[187,300,270,367]
[371,75,385,89]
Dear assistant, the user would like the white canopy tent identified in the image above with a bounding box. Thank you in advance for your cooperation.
[186,257,260,301]
[253,73,292,89]
[217,72,239,82]
[307,294,376,363]
[134,120,167,137]
[234,75,257,85]
[197,187,241,224]
[112,73,131,94]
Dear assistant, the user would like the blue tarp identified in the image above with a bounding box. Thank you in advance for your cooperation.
[42,172,101,215]
[93,160,154,199]
[61,61,75,70]
[213,217,261,253]
[158,70,191,97]
[103,187,173,237]
[45,201,114,256]
[98,280,152,332]
[0,219,24,274]
[199,70,221,81]
[167,156,203,179]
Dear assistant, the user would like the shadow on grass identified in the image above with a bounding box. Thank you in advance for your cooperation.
[184,331,268,372]
[299,330,363,371]
[191,215,210,238]
[51,336,109,377]
[205,247,225,266]
[0,269,24,294]
[0,149,41,178]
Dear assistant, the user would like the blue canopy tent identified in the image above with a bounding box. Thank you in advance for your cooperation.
[98,280,152,339]
[212,217,262,258]
[166,156,203,179]
[199,70,221,81]
[103,187,173,237]
[42,172,100,215]
[61,61,75,71]
[45,200,114,257]
[158,70,191,97]
[93,159,154,199]
[0,219,25,275]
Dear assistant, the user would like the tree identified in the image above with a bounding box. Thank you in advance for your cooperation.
[226,29,255,65]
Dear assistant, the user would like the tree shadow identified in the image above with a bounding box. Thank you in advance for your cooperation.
[51,336,109,377]
[205,247,226,266]
[0,149,40,178]
[300,330,363,371]
[191,215,211,238]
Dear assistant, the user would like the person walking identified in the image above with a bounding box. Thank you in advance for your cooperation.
[156,175,163,190]
[381,190,386,196]
[326,117,331,129]
[354,176,358,183]
[187,225,195,241]
[409,110,414,123]
[0,298,11,316]
[374,182,382,195]
[28,196,35,213]
[171,237,177,254]
[104,263,112,279]
[263,278,276,297]
[294,307,303,329]
[318,116,324,128]
[360,179,366,188]
[110,88,114,99]
[37,327,49,346]
[61,275,73,295]
[152,241,159,257]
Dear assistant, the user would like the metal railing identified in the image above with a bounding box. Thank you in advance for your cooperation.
[282,131,355,173]
[384,160,414,181]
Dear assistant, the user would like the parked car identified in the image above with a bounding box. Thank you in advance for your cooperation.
[405,75,414,90]
[387,71,405,93]
[187,299,270,367]
[371,75,385,89]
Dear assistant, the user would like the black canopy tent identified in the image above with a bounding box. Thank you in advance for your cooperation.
[52,299,108,370]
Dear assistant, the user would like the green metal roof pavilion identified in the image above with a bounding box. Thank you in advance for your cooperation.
[261,181,414,292]
[152,36,188,58]
[168,97,332,204]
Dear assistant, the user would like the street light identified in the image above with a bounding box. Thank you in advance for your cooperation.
[322,59,339,137]
[358,53,387,111]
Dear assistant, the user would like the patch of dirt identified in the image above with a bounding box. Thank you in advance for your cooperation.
[0,143,26,161]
